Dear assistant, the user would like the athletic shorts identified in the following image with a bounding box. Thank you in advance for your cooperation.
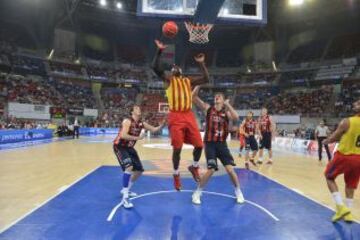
[259,132,272,150]
[325,151,360,189]
[205,141,235,171]
[168,110,203,149]
[245,136,258,152]
[113,145,144,172]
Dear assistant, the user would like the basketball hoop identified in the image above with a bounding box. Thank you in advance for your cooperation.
[184,22,213,44]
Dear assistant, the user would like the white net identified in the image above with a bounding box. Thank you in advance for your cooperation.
[185,22,214,44]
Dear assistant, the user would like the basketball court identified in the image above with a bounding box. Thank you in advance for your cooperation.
[0,134,359,239]
[1,0,360,239]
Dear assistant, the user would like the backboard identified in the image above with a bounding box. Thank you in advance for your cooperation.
[137,0,267,25]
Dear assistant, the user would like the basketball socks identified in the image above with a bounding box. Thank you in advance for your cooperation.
[332,192,343,205]
[128,180,134,191]
[122,172,132,198]
[258,157,264,162]
[193,147,202,163]
[192,161,199,167]
[345,198,353,209]
[174,169,180,175]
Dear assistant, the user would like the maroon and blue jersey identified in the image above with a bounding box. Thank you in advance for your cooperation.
[114,118,143,148]
[258,115,271,133]
[204,106,229,142]
[244,119,256,135]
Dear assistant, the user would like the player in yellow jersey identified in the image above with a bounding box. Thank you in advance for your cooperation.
[152,40,209,190]
[323,99,360,222]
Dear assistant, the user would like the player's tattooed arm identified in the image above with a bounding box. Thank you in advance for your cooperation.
[224,99,239,121]
[192,86,210,113]
[143,120,165,133]
[152,40,171,82]
[323,118,349,145]
[120,119,144,141]
[190,53,209,86]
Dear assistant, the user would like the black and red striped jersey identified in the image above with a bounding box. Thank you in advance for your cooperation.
[204,106,229,142]
[244,118,256,135]
[258,115,271,133]
[114,118,143,147]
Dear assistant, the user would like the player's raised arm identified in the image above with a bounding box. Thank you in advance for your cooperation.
[192,86,210,113]
[323,118,349,145]
[120,119,145,141]
[190,53,209,86]
[151,40,171,82]
[143,119,165,133]
[224,99,239,121]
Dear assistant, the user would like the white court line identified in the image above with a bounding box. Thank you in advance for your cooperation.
[0,166,101,234]
[253,170,360,224]
[107,190,280,222]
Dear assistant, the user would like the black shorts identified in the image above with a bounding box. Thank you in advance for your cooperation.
[113,145,144,172]
[245,136,259,151]
[205,141,235,171]
[259,132,272,150]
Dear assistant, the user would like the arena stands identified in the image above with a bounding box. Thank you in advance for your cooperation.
[87,65,116,81]
[241,72,278,86]
[280,69,316,87]
[96,87,139,127]
[49,77,97,109]
[115,67,148,82]
[12,55,46,76]
[49,61,86,78]
[3,73,62,106]
[234,88,275,109]
[265,85,334,116]
[335,81,360,116]
[315,63,356,81]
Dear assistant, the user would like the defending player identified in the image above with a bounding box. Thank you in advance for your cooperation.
[152,40,209,190]
[323,99,360,222]
[113,105,164,208]
[258,107,276,164]
[240,111,258,169]
[191,86,245,204]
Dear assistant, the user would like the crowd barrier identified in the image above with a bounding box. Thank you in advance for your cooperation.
[79,128,119,135]
[273,137,337,152]
[0,129,338,153]
[0,129,53,144]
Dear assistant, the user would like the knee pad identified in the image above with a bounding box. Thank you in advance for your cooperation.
[207,159,218,171]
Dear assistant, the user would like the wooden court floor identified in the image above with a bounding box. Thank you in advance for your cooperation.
[0,135,359,231]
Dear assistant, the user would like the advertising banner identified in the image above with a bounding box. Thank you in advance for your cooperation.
[0,129,53,144]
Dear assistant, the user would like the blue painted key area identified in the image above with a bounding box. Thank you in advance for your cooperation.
[1,166,359,240]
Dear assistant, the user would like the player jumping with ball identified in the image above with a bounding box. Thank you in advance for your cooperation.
[152,40,209,190]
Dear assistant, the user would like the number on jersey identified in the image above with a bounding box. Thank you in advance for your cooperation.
[356,135,360,148]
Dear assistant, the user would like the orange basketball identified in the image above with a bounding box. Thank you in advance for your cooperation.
[162,21,178,39]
